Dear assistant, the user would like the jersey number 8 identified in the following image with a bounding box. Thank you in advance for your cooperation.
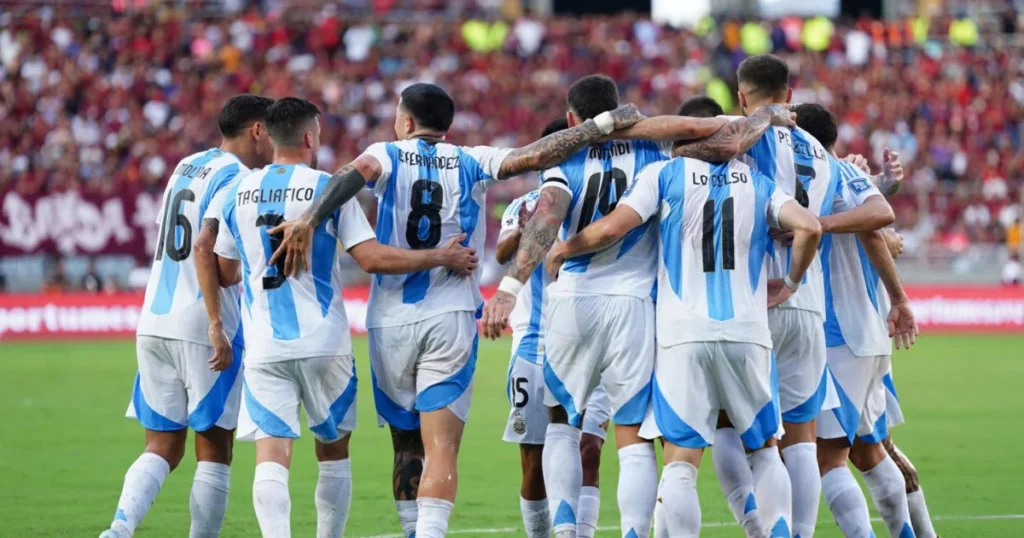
[406,179,444,249]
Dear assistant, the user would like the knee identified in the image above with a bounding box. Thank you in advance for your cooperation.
[195,428,234,465]
[579,436,604,472]
[816,441,849,476]
[316,435,350,462]
[849,441,885,472]
[147,441,186,471]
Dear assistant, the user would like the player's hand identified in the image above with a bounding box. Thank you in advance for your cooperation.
[438,234,478,275]
[207,323,233,372]
[844,153,871,174]
[517,201,535,232]
[770,228,795,247]
[887,300,919,350]
[545,243,567,281]
[766,278,795,309]
[881,147,903,191]
[760,104,796,129]
[882,228,904,260]
[268,217,314,277]
[609,103,646,130]
[481,290,517,340]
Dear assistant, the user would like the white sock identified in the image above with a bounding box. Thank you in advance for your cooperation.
[395,500,418,538]
[253,462,291,538]
[543,423,583,536]
[520,497,551,538]
[821,466,874,538]
[861,455,914,538]
[713,428,762,537]
[781,443,819,538]
[908,489,938,538]
[653,476,668,538]
[749,447,792,538]
[189,462,231,538]
[617,443,658,538]
[109,452,171,535]
[415,497,454,538]
[577,486,600,538]
[660,462,701,537]
[315,459,352,538]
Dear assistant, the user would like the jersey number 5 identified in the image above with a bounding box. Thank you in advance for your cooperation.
[576,168,628,234]
[701,197,735,272]
[256,213,287,290]
[794,163,816,208]
[155,188,195,262]
[406,179,444,249]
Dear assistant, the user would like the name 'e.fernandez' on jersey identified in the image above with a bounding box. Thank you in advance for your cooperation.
[734,120,838,319]
[213,163,376,363]
[500,190,547,364]
[540,139,670,298]
[619,157,795,349]
[137,148,246,346]
[359,139,513,329]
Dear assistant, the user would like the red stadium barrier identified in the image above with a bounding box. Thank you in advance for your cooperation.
[1,285,1022,341]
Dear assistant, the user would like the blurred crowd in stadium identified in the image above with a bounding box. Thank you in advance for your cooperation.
[1,1,1022,291]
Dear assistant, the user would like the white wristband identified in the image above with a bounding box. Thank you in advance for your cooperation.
[498,276,524,296]
[593,111,615,135]
[784,275,800,292]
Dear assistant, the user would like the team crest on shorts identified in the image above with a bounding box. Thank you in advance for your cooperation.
[513,411,527,435]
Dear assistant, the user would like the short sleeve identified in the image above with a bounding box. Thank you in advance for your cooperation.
[213,215,240,260]
[360,142,392,194]
[464,145,514,181]
[336,199,376,251]
[832,160,882,213]
[766,187,796,229]
[499,198,523,235]
[203,187,232,222]
[619,161,666,223]
[539,166,571,195]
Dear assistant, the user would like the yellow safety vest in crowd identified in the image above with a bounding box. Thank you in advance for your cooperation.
[803,16,834,52]
[462,20,509,52]
[741,22,771,55]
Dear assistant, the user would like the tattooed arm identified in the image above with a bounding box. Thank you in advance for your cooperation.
[612,115,729,143]
[268,154,383,276]
[672,104,794,162]
[495,104,645,179]
[194,217,235,371]
[481,186,572,339]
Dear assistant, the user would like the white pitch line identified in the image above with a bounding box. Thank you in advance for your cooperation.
[356,513,1024,537]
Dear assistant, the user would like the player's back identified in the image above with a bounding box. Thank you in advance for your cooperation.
[361,138,510,328]
[644,157,781,348]
[220,163,364,362]
[137,147,246,344]
[543,139,667,297]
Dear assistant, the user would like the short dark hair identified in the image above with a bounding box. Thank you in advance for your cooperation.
[676,96,725,119]
[737,55,790,98]
[793,103,838,150]
[218,94,274,138]
[400,83,456,131]
[264,97,321,147]
[541,117,569,137]
[566,75,619,121]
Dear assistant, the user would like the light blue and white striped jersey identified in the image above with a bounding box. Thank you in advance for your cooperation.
[822,157,891,357]
[620,157,794,348]
[501,190,547,364]
[213,164,376,363]
[137,148,247,345]
[541,140,669,298]
[735,120,838,318]
[359,139,513,328]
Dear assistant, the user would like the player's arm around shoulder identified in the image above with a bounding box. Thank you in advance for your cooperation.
[820,159,895,234]
[768,185,823,308]
[672,105,794,162]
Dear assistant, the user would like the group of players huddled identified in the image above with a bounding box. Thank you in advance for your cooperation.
[99,54,939,538]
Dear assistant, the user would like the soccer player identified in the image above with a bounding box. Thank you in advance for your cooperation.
[544,146,824,538]
[265,83,647,538]
[481,74,795,538]
[793,102,920,538]
[207,97,477,538]
[497,117,615,538]
[99,94,274,538]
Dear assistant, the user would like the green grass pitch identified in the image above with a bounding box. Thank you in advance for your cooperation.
[1,334,1023,537]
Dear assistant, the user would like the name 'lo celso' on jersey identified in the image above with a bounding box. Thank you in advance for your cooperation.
[540,139,670,298]
[214,163,376,362]
[501,190,547,364]
[619,157,795,349]
[822,157,892,357]
[358,138,513,328]
[137,147,246,345]
[738,121,839,318]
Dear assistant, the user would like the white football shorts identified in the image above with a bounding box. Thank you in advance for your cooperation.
[542,294,654,429]
[369,311,476,431]
[237,355,357,444]
[818,344,891,444]
[127,335,243,432]
[639,341,781,451]
[769,308,839,423]
[884,367,904,428]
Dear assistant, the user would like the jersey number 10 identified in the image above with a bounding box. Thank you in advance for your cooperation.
[575,168,628,234]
